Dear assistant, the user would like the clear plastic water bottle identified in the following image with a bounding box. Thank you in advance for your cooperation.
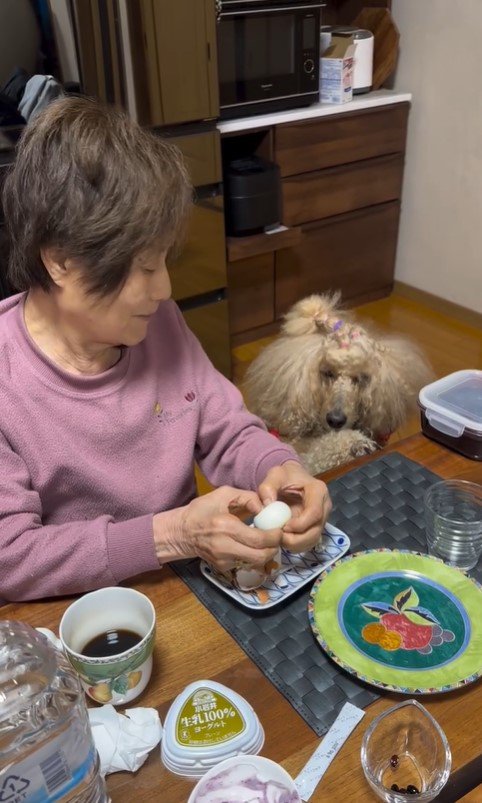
[0,620,108,802]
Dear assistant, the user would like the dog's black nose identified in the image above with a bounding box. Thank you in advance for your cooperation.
[326,410,347,429]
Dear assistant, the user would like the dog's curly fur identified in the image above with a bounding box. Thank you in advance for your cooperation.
[245,293,433,474]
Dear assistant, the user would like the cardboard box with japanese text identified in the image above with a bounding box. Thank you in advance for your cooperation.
[320,34,355,104]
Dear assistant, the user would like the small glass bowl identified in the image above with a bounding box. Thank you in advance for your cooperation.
[361,700,451,802]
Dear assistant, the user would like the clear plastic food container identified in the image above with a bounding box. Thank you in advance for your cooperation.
[419,370,482,460]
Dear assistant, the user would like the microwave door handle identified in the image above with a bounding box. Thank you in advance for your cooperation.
[220,5,324,17]
[222,0,283,3]
[222,0,323,4]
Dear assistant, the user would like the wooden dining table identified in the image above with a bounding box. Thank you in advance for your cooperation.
[3,433,482,802]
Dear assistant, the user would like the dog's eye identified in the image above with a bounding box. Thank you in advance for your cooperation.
[321,370,335,381]
[352,374,370,386]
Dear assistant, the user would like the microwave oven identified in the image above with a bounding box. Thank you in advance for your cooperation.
[216,0,322,119]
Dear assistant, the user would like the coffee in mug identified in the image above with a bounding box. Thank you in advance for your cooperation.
[40,587,156,705]
[82,628,143,658]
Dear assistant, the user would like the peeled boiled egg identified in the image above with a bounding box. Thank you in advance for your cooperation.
[233,502,292,592]
[252,501,292,531]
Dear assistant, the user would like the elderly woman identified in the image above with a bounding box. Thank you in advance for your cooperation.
[0,97,331,603]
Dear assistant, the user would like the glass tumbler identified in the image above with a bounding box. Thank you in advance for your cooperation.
[361,700,451,802]
[424,480,482,571]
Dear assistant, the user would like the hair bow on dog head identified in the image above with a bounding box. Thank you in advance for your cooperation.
[336,325,364,349]
[314,314,343,333]
[315,315,364,349]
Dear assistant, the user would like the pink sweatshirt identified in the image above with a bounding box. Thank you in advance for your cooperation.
[0,294,298,602]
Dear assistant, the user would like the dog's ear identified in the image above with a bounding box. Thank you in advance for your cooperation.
[244,335,325,437]
[362,336,434,436]
[282,292,347,336]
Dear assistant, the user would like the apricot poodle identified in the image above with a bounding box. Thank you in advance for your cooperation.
[245,294,433,475]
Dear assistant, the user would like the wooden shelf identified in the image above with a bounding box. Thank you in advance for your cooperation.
[226,226,302,262]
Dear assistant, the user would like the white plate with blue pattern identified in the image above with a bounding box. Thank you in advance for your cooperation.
[200,523,350,610]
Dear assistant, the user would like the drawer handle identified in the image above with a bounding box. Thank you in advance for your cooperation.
[220,4,323,19]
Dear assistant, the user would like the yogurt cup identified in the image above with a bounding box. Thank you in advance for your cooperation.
[161,680,264,781]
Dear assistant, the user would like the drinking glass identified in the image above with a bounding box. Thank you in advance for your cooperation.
[361,700,451,802]
[424,480,482,571]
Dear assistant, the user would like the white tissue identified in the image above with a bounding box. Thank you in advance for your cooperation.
[88,705,163,775]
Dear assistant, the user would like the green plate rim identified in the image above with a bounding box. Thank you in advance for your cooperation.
[308,548,482,694]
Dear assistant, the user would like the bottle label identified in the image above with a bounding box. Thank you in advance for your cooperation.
[175,687,246,747]
[0,721,96,803]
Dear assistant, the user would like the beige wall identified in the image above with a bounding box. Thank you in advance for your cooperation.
[392,0,482,313]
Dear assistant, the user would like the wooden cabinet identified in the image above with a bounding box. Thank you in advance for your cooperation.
[165,129,230,376]
[1,148,20,299]
[138,0,219,126]
[274,103,408,321]
[282,154,404,226]
[323,0,392,27]
[72,0,219,127]
[0,225,12,301]
[227,253,274,335]
[182,299,231,379]
[169,193,227,302]
[274,105,409,177]
[167,130,226,303]
[168,129,222,188]
[276,202,400,317]
[225,102,409,343]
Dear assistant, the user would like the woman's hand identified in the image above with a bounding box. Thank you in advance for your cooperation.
[153,486,283,572]
[258,461,332,552]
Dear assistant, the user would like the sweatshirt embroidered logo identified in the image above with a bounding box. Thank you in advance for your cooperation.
[155,393,198,425]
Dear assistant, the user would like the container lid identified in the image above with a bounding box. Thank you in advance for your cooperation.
[419,370,482,437]
[332,26,373,39]
[161,680,265,780]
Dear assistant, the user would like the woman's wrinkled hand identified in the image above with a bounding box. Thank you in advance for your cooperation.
[257,461,332,553]
[153,486,283,572]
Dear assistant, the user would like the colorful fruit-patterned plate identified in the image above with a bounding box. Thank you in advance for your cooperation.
[308,549,482,694]
[201,523,350,610]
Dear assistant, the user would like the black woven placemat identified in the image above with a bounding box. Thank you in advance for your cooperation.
[172,453,479,736]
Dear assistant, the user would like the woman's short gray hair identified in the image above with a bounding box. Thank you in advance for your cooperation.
[2,96,192,296]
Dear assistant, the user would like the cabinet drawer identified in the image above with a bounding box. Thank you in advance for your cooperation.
[276,202,400,317]
[282,154,404,227]
[275,104,409,177]
[227,253,274,334]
